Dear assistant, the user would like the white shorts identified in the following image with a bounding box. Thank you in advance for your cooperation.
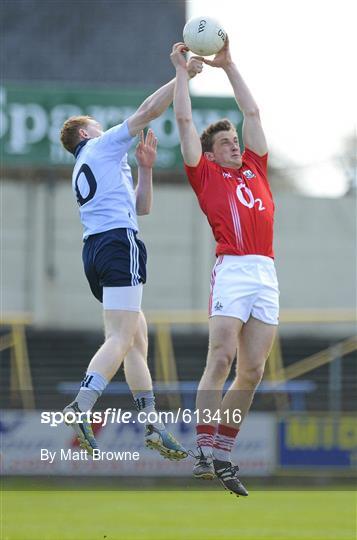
[209,255,279,325]
[103,284,143,311]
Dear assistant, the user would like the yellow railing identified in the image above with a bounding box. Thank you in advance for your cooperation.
[0,314,35,409]
[145,308,356,325]
[1,309,355,410]
[273,335,357,382]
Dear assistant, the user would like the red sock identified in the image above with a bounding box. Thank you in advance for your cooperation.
[213,424,239,462]
[196,424,216,457]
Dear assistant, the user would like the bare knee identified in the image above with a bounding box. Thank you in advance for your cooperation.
[205,345,235,383]
[237,364,265,390]
[104,310,139,352]
[105,332,134,357]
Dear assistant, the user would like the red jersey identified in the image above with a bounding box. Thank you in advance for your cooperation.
[184,148,275,258]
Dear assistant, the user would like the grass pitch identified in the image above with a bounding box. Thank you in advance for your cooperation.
[1,487,356,540]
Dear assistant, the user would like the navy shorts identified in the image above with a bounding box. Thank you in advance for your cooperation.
[82,228,147,303]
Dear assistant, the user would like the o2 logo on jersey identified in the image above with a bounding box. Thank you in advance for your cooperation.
[236,183,265,211]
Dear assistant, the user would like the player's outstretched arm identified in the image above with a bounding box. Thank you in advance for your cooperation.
[128,58,203,138]
[171,43,203,167]
[134,129,157,215]
[204,37,268,156]
[128,80,176,137]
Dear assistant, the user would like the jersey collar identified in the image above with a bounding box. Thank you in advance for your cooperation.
[73,139,89,158]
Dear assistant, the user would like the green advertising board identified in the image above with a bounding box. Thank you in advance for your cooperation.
[0,83,242,169]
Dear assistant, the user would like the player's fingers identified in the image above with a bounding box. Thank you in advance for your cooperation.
[190,59,204,72]
[172,41,186,50]
[150,133,158,150]
[221,35,229,50]
[190,55,204,62]
[172,42,188,54]
[146,128,155,145]
[190,59,203,67]
[139,130,144,144]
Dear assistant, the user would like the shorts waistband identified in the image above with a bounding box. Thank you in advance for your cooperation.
[219,255,275,266]
[84,227,137,242]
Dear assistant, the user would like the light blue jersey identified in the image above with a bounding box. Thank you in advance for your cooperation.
[72,120,138,239]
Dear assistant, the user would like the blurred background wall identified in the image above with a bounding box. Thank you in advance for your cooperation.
[2,0,185,87]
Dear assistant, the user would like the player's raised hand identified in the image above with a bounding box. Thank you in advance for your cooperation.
[170,42,189,70]
[203,35,232,68]
[187,55,204,79]
[135,129,157,169]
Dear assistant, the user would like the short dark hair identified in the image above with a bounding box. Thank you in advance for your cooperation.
[200,119,236,152]
[60,115,93,154]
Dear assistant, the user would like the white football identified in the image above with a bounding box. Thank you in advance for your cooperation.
[183,16,226,56]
